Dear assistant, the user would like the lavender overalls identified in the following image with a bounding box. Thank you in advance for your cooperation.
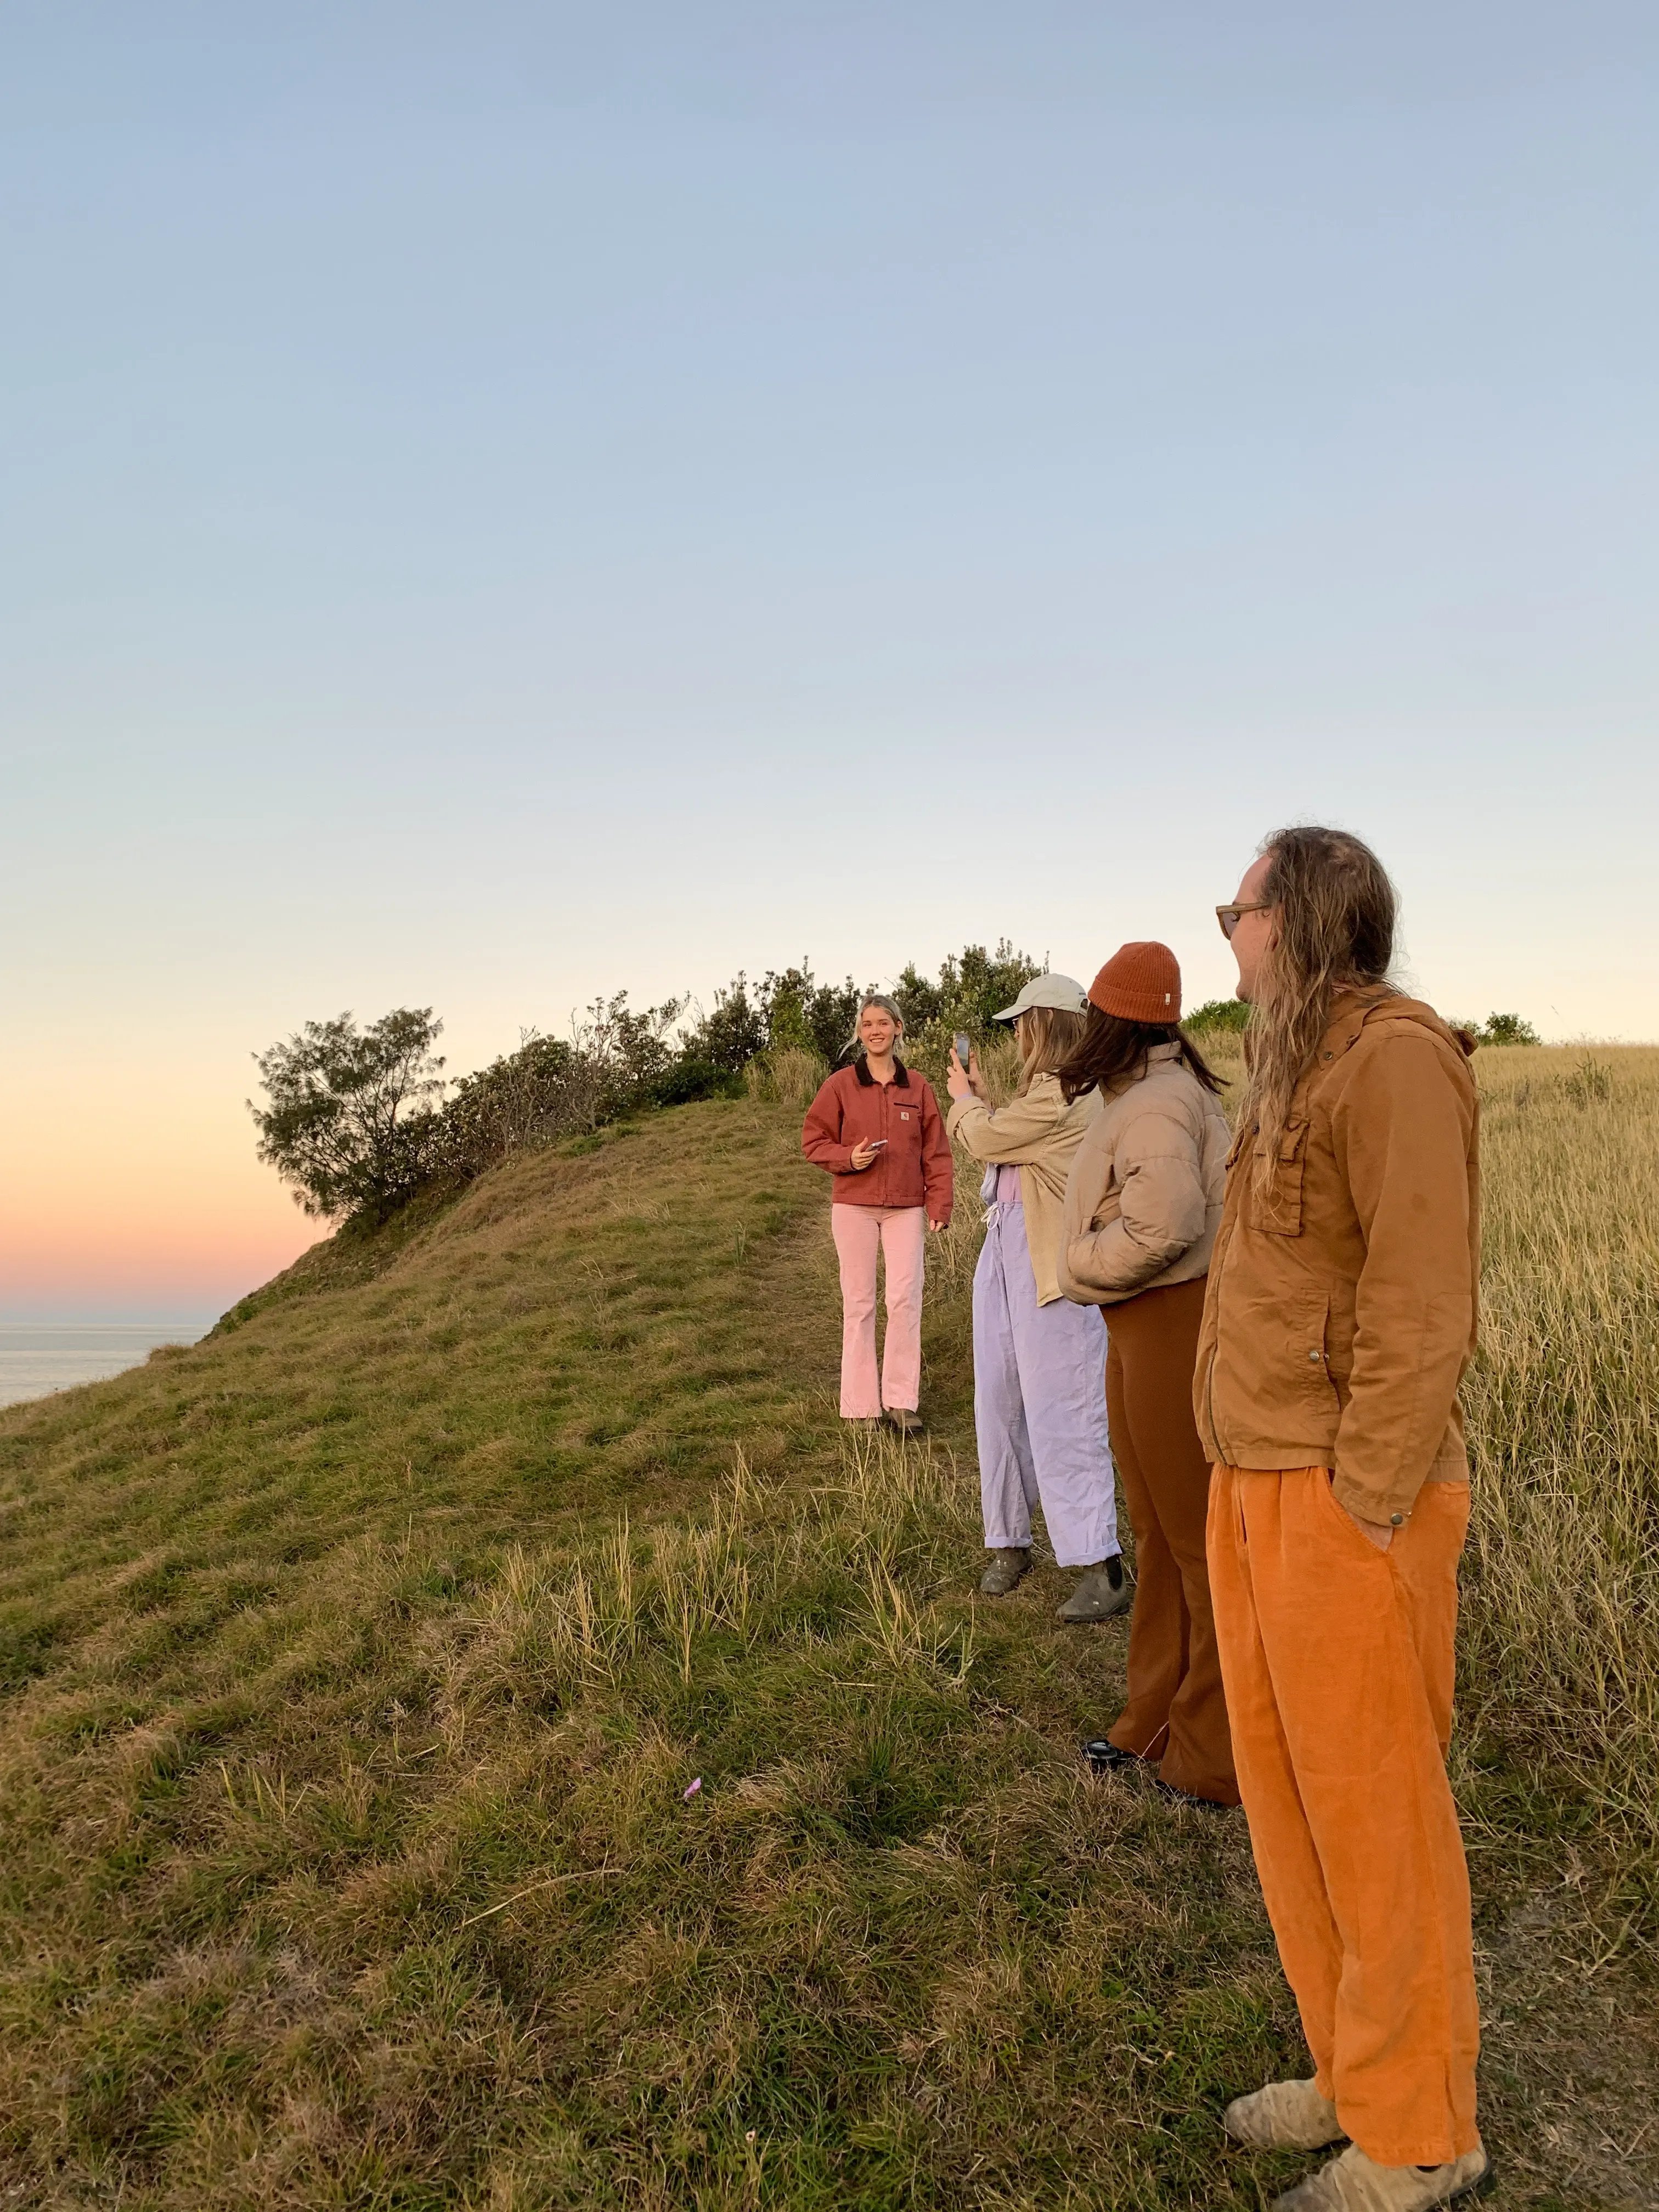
[973,1163,1120,1567]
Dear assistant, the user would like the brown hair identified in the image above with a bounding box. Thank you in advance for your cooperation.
[1057,1007,1224,1104]
[1242,824,1398,1188]
[1013,1005,1090,1093]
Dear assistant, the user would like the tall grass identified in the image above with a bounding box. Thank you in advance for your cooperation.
[1454,1047,1659,1938]
[743,1048,828,1111]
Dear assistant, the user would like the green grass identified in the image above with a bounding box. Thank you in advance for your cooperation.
[0,1087,1655,2209]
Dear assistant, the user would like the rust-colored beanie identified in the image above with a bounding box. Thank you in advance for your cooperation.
[1088,942,1182,1025]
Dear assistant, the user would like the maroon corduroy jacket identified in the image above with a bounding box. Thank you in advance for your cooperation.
[802,1060,954,1222]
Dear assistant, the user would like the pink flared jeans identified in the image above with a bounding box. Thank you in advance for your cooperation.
[830,1204,927,1417]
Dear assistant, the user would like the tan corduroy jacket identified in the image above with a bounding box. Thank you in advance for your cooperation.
[1057,1044,1232,1307]
[1193,992,1480,1528]
[947,1073,1100,1305]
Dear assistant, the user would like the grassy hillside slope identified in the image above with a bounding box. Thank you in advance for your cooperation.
[1,1066,1656,2210]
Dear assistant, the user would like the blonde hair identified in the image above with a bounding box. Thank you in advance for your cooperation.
[1242,826,1398,1190]
[848,993,905,1058]
[1014,1006,1090,1092]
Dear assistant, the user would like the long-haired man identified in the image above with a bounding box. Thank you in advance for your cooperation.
[1195,827,1487,2211]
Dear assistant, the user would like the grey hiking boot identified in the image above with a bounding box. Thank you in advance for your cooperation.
[1056,1556,1131,1623]
[978,1548,1031,1596]
[883,1407,924,1437]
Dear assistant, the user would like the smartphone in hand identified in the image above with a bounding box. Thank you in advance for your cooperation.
[866,1138,888,1150]
[953,1032,972,1068]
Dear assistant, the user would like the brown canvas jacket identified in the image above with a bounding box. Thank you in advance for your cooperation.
[801,1059,954,1221]
[1057,1044,1232,1307]
[1193,992,1480,1526]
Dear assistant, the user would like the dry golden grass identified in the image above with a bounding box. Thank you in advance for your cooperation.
[1454,1048,1659,1938]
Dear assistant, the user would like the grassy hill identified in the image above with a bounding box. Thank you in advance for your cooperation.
[1,1059,1656,2210]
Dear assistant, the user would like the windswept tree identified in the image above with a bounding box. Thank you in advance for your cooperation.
[893,940,1041,1051]
[250,1008,448,1221]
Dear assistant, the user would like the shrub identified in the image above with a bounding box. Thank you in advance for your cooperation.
[249,1008,447,1221]
[651,1057,744,1107]
[434,996,685,1184]
[1452,1013,1544,1048]
[679,974,770,1071]
[256,946,1047,1226]
[436,1032,584,1180]
[1183,997,1249,1035]
[684,964,870,1071]
[893,940,1040,1053]
[1479,1012,1542,1047]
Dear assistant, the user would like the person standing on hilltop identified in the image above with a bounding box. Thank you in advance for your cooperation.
[1054,944,1238,1806]
[1200,827,1487,2212]
[802,994,952,1435]
[944,974,1128,1623]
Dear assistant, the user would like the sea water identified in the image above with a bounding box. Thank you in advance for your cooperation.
[0,1324,210,1409]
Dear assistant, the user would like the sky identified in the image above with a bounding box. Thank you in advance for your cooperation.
[3,3,1655,1321]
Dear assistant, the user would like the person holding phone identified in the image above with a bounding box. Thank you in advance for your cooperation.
[945,976,1127,1622]
[802,995,953,1434]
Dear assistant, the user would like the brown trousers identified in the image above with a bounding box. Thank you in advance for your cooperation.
[1103,1277,1238,1804]
[1207,1466,1480,2166]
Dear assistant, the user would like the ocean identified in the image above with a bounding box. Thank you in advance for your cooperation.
[0,1323,211,1410]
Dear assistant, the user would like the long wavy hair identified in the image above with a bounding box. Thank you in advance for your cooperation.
[1057,1008,1223,1104]
[1013,1005,1090,1093]
[1242,825,1398,1188]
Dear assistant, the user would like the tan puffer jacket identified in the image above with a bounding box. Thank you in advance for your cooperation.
[1058,1043,1232,1306]
[947,1073,1100,1306]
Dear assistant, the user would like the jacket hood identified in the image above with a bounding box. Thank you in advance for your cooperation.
[1326,992,1477,1064]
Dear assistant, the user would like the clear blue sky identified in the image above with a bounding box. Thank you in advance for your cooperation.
[2,4,1655,1316]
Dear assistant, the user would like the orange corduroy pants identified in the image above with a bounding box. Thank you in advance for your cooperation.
[1206,1466,1480,2168]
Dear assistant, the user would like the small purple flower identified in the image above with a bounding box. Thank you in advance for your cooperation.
[682,1776,703,1801]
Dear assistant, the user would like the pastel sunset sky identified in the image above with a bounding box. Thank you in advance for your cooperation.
[4,4,1655,1321]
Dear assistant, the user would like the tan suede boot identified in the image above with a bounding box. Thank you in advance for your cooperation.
[1271,2141,1489,2211]
[1223,2076,1344,2151]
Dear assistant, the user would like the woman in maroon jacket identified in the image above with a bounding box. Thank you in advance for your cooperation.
[802,994,953,1433]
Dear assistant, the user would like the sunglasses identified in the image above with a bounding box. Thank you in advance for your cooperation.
[1216,900,1272,941]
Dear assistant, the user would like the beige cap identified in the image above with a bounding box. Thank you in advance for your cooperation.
[992,973,1088,1022]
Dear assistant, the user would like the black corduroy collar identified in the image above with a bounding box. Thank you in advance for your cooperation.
[853,1056,910,1088]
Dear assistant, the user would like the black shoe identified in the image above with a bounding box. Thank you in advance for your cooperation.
[1082,1738,1143,1775]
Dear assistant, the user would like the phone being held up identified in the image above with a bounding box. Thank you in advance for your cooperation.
[953,1032,972,1070]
